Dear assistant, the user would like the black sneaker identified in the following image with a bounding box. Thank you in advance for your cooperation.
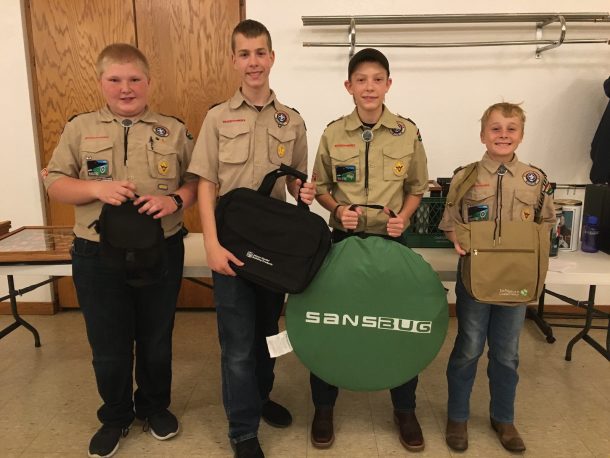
[144,409,179,440]
[233,437,265,458]
[88,424,129,458]
[261,400,292,428]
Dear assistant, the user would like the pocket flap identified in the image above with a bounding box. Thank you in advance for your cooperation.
[382,146,412,159]
[329,145,359,162]
[514,188,537,205]
[82,139,113,154]
[268,126,296,143]
[220,122,250,139]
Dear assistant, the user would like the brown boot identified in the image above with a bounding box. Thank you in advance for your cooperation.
[393,410,425,452]
[445,419,468,451]
[490,418,526,452]
[311,407,334,448]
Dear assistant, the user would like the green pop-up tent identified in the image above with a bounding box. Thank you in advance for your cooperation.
[286,236,449,391]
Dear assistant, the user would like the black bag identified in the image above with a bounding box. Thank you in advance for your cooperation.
[96,200,167,287]
[215,164,332,293]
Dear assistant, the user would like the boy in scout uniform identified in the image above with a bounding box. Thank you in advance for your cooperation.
[311,48,429,452]
[439,102,555,452]
[44,44,197,457]
[187,20,314,458]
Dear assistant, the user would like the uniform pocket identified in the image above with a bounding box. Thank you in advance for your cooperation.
[267,126,296,165]
[219,123,250,164]
[146,143,178,179]
[382,146,413,181]
[513,188,537,221]
[80,139,114,179]
[463,188,495,222]
[329,146,360,183]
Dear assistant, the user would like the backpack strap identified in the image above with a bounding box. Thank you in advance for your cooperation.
[445,162,478,209]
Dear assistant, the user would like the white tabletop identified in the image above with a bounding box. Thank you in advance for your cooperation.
[1,233,609,287]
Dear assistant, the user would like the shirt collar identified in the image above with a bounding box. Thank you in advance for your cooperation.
[99,106,157,124]
[344,105,399,131]
[229,88,278,111]
[480,151,519,176]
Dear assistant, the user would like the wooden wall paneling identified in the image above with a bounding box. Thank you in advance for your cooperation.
[28,0,136,308]
[136,0,242,308]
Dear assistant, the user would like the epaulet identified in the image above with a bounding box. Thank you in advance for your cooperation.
[453,165,466,175]
[68,111,92,122]
[326,116,344,127]
[161,114,185,125]
[285,105,301,115]
[209,101,224,110]
[404,117,417,127]
[528,163,548,177]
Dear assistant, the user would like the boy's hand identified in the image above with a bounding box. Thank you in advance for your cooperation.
[94,180,136,205]
[297,180,315,205]
[206,242,244,276]
[134,194,177,219]
[384,207,406,237]
[453,241,467,256]
[340,205,362,230]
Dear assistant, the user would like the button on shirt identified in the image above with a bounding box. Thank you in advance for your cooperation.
[439,152,555,231]
[44,107,196,241]
[313,107,429,234]
[187,89,308,200]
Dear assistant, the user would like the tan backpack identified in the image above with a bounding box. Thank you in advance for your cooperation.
[448,163,551,305]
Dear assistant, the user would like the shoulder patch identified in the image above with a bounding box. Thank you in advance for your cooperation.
[326,116,344,128]
[68,111,92,122]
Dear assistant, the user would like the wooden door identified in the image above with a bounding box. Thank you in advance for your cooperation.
[27,0,242,309]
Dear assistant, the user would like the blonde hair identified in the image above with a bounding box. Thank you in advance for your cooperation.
[95,43,150,79]
[480,102,526,134]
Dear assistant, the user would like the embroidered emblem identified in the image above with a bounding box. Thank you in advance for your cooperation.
[274,111,289,127]
[390,122,405,136]
[153,125,170,137]
[521,207,534,221]
[416,129,422,141]
[158,160,169,175]
[185,130,194,140]
[523,170,540,186]
[277,144,286,158]
[393,160,405,176]
[335,165,356,182]
[468,205,489,222]
[87,160,109,177]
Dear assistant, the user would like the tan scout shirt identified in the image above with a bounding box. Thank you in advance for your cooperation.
[313,107,429,234]
[44,107,196,241]
[439,152,555,231]
[187,89,308,200]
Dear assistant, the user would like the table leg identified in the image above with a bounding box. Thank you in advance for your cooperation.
[565,285,597,361]
[526,286,556,343]
[0,275,41,347]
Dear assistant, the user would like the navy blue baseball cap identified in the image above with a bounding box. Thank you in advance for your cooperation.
[348,48,390,79]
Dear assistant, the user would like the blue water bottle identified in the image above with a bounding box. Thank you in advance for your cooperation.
[581,215,599,253]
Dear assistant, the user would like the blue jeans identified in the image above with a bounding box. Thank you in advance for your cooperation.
[71,232,184,428]
[212,272,284,443]
[446,262,526,423]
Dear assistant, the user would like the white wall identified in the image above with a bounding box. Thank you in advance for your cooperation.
[0,0,50,302]
[248,0,610,304]
[2,0,610,305]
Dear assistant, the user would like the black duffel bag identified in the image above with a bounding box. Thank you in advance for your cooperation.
[215,164,331,294]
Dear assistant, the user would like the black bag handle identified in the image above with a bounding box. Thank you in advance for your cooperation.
[258,163,308,209]
[346,204,397,233]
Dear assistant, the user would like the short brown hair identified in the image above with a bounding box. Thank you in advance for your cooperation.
[480,102,526,134]
[231,19,272,53]
[96,43,150,79]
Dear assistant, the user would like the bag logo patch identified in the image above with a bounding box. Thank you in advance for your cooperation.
[246,251,273,266]
[305,311,432,334]
[335,165,356,182]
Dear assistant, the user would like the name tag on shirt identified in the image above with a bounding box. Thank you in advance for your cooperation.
[468,204,489,222]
